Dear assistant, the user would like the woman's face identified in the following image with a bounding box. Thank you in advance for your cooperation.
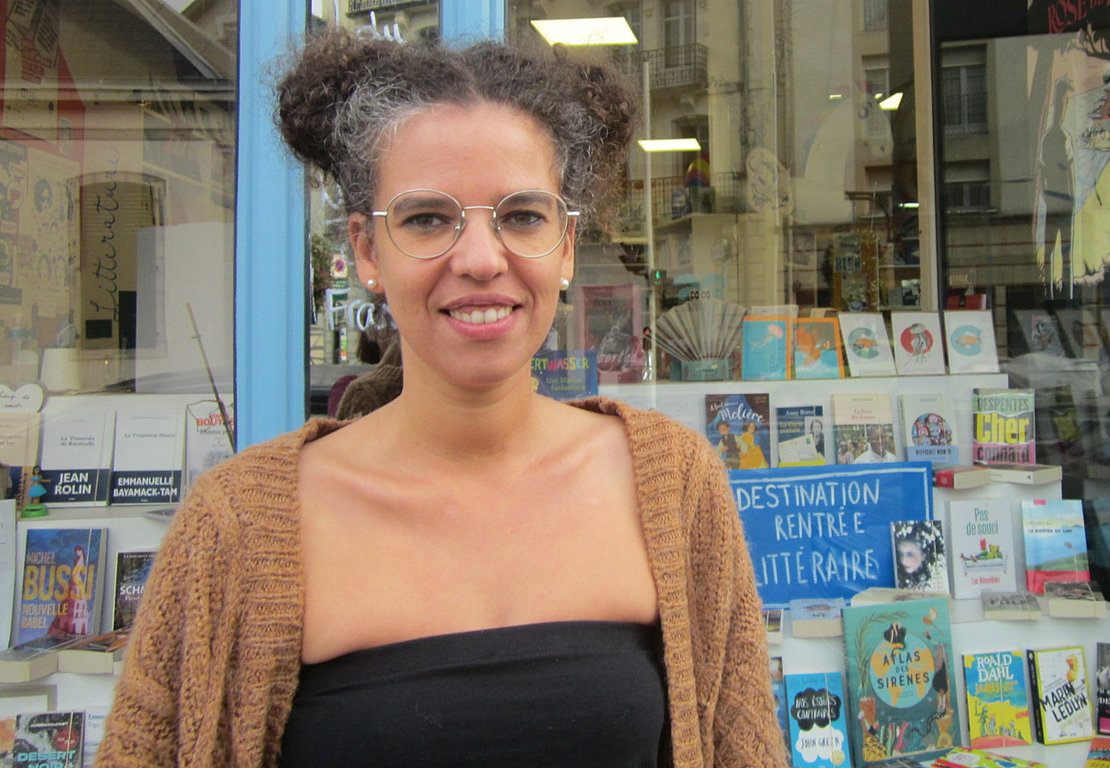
[897,540,924,574]
[351,102,574,393]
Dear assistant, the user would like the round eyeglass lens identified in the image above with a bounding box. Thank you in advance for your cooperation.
[493,190,570,258]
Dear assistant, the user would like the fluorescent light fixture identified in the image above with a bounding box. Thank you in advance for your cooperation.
[531,17,638,46]
[880,92,903,110]
[828,93,844,100]
[638,138,702,152]
[899,201,920,209]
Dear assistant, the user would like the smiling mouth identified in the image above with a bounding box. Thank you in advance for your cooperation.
[448,306,514,325]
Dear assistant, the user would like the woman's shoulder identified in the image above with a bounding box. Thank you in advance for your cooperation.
[570,397,717,464]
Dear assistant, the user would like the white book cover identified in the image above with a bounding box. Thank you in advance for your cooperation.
[837,312,896,377]
[891,311,946,375]
[0,412,40,467]
[38,409,115,506]
[948,498,1017,599]
[109,409,185,505]
[184,400,235,496]
[899,392,958,464]
[943,309,999,374]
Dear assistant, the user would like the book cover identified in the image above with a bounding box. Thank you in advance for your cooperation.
[838,313,897,377]
[705,393,770,470]
[785,670,852,768]
[1013,309,1066,356]
[932,464,991,490]
[14,528,107,649]
[962,650,1033,748]
[530,350,598,402]
[109,408,186,505]
[831,393,898,464]
[980,591,1041,620]
[948,499,1017,599]
[571,284,645,384]
[943,310,1000,374]
[1027,645,1094,744]
[36,409,115,506]
[1043,580,1107,618]
[82,706,109,768]
[763,607,784,644]
[792,317,845,379]
[183,400,235,497]
[789,597,845,638]
[111,549,156,632]
[774,405,826,466]
[890,311,946,375]
[1088,736,1110,768]
[770,656,790,755]
[741,316,791,381]
[842,596,959,766]
[899,392,958,465]
[971,388,1035,465]
[1098,642,1110,736]
[2,710,84,768]
[0,412,40,468]
[1021,498,1090,593]
[891,520,950,594]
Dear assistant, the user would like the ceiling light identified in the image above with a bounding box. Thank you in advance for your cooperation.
[530,17,638,46]
[638,138,702,152]
[880,92,903,110]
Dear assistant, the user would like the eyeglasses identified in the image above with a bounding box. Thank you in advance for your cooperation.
[370,189,579,260]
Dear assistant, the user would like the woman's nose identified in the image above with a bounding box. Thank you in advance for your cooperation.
[448,208,509,281]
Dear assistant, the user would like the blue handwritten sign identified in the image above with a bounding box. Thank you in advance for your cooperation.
[729,462,933,607]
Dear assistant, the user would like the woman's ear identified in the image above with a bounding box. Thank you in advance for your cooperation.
[349,213,382,292]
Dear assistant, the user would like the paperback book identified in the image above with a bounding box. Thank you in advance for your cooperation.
[899,392,958,464]
[842,596,959,766]
[932,747,1045,767]
[1026,645,1094,744]
[770,656,790,755]
[1043,580,1107,618]
[838,313,896,377]
[0,412,40,468]
[971,388,1035,465]
[741,316,791,381]
[36,409,115,506]
[785,670,852,768]
[109,408,186,505]
[111,549,156,631]
[1089,736,1110,768]
[831,392,898,464]
[56,627,129,674]
[948,499,1016,599]
[530,350,598,402]
[704,393,770,470]
[0,710,84,768]
[763,607,784,644]
[962,649,1033,748]
[943,309,1000,374]
[183,400,236,496]
[890,311,946,375]
[1098,642,1110,735]
[774,405,826,466]
[789,597,845,638]
[932,464,991,490]
[891,519,950,594]
[986,463,1061,485]
[1021,498,1090,594]
[980,591,1041,620]
[791,317,845,379]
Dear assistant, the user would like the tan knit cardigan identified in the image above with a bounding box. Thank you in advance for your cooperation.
[94,397,788,768]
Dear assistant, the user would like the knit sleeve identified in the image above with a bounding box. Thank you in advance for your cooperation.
[94,471,244,768]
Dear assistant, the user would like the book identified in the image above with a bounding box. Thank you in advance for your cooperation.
[83,705,110,768]
[763,607,784,644]
[1026,645,1094,744]
[0,501,16,648]
[704,393,771,470]
[943,309,999,374]
[831,392,898,464]
[789,597,845,638]
[962,650,1033,748]
[838,313,896,377]
[791,317,845,379]
[109,408,186,505]
[890,311,946,375]
[56,628,129,674]
[980,591,1041,620]
[0,646,58,683]
[842,596,959,766]
[1043,580,1107,618]
[14,527,108,649]
[2,710,84,768]
[849,586,951,608]
[1021,498,1090,594]
[899,392,958,465]
[36,409,115,506]
[932,747,1045,767]
[571,283,645,384]
[948,499,1017,599]
[770,656,790,755]
[775,405,827,466]
[932,464,991,490]
[183,400,236,496]
[1098,642,1110,735]
[111,549,156,631]
[891,520,950,594]
[784,670,852,767]
[1013,309,1066,356]
[971,388,1035,465]
[1088,736,1110,768]
[529,350,598,402]
[986,463,1062,485]
[741,316,791,381]
[0,412,40,468]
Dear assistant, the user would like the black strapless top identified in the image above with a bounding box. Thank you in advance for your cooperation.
[278,620,669,767]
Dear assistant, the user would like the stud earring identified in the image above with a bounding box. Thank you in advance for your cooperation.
[366,278,377,290]
[559,278,570,291]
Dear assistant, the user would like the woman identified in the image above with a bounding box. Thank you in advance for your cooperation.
[95,29,785,768]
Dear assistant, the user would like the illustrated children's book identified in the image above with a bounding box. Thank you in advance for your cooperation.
[831,392,898,464]
[948,499,1017,599]
[571,284,645,384]
[899,392,958,465]
[1026,645,1094,744]
[741,316,791,381]
[891,520,949,594]
[791,317,845,380]
[980,591,1041,620]
[705,393,770,471]
[1098,642,1110,736]
[962,650,1033,748]
[111,550,157,632]
[14,528,107,649]
[36,409,115,506]
[890,311,946,375]
[784,670,853,768]
[971,388,1035,465]
[109,408,186,505]
[838,313,896,377]
[1021,498,1090,594]
[842,596,959,766]
[775,405,826,466]
[0,710,84,768]
[943,309,1000,374]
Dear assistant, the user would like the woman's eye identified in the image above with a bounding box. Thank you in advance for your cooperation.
[399,212,454,231]
[500,209,546,228]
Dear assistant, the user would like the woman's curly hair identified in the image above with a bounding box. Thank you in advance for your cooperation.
[275,27,639,229]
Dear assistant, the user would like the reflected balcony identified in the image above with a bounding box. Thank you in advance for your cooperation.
[611,44,708,93]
